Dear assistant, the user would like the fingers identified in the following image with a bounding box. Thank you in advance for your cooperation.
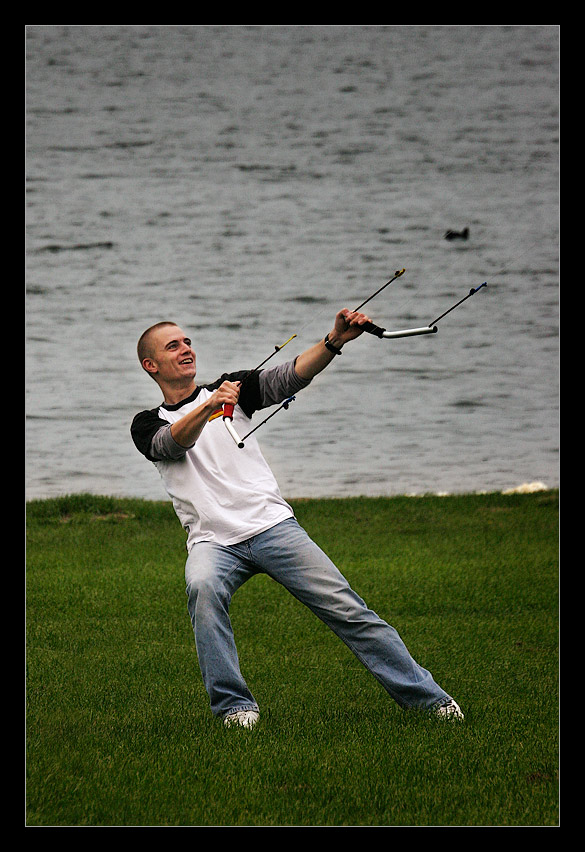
[215,380,241,406]
[341,309,372,328]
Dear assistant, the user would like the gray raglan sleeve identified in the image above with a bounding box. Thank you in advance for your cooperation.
[258,358,312,408]
[132,408,189,463]
[149,423,192,460]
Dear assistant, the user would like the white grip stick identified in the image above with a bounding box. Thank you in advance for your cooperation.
[224,418,245,448]
[381,325,438,339]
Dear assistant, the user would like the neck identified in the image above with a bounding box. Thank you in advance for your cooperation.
[161,379,197,406]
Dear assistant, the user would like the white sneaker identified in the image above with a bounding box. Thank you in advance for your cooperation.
[435,699,464,719]
[223,710,260,729]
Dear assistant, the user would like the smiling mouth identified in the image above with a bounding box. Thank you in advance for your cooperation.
[179,357,194,365]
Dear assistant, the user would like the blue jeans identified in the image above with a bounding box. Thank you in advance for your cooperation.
[184,517,450,718]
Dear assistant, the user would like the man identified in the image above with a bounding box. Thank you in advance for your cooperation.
[131,308,463,727]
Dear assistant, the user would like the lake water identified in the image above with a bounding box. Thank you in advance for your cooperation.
[26,25,559,501]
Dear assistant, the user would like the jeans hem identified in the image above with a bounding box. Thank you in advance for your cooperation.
[221,704,260,719]
[430,697,453,710]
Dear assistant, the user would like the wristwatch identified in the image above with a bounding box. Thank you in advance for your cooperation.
[324,333,342,355]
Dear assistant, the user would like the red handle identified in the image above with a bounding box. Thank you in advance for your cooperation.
[223,403,235,420]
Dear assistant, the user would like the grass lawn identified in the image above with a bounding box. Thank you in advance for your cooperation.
[26,491,559,826]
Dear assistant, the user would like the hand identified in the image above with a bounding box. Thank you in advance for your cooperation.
[209,380,241,411]
[328,309,373,348]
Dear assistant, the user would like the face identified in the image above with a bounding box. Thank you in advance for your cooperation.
[143,325,197,386]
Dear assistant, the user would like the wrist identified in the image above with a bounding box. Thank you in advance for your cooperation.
[324,332,343,355]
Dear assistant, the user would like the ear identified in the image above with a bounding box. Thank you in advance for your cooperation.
[141,357,158,376]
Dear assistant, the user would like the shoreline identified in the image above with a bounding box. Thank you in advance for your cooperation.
[26,483,558,512]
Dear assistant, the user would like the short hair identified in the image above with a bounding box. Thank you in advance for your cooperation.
[137,321,178,367]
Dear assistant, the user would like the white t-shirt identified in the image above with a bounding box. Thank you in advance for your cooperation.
[131,364,309,549]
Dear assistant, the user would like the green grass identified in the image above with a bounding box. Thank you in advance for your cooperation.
[26,491,559,826]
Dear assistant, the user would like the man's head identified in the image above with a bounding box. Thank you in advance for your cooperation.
[137,322,197,390]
